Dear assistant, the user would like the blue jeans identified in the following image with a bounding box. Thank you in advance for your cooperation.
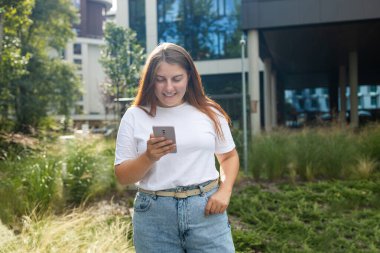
[132,183,235,253]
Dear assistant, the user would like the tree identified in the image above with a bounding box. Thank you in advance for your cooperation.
[100,22,145,122]
[0,0,81,133]
[0,0,33,130]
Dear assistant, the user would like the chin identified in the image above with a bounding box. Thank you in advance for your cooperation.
[160,100,181,107]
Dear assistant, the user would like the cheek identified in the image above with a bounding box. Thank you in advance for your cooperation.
[154,83,162,95]
[179,81,188,93]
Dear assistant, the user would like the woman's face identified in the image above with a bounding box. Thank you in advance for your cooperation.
[154,62,188,108]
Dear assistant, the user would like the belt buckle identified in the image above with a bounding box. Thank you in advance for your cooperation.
[174,188,187,198]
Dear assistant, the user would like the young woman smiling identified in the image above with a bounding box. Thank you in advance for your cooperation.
[114,43,239,252]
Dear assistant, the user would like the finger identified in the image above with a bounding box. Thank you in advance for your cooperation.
[205,199,216,216]
[149,137,166,145]
[152,142,173,155]
[217,206,226,214]
[154,139,173,149]
[157,144,176,156]
[205,200,212,216]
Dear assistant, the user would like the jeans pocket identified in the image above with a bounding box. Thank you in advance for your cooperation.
[134,193,152,212]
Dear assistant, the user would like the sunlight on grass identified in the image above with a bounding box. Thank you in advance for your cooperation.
[353,157,377,179]
[0,207,134,253]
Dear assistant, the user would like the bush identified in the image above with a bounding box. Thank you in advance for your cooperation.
[0,153,62,226]
[62,138,116,205]
[0,136,117,227]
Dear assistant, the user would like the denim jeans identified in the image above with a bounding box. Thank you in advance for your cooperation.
[132,183,235,253]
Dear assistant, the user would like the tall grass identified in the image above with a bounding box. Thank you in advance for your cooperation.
[0,207,134,253]
[249,131,290,181]
[0,154,63,226]
[248,124,380,182]
[358,123,380,172]
[0,135,118,227]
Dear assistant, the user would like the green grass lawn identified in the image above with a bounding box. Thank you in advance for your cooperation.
[229,178,380,253]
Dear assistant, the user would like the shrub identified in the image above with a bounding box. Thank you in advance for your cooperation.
[0,154,62,226]
[63,138,116,205]
[0,136,117,227]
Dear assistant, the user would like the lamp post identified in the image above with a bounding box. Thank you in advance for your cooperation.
[240,34,248,174]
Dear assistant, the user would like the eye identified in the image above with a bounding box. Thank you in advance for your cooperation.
[173,75,184,82]
[156,77,165,82]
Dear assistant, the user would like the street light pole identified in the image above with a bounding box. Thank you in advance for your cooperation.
[240,34,248,174]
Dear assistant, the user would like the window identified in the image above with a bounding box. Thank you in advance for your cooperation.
[371,96,377,107]
[358,96,364,109]
[202,73,243,124]
[129,0,146,49]
[311,98,318,109]
[369,85,378,93]
[73,43,82,55]
[157,0,242,60]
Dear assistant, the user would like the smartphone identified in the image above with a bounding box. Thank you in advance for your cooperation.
[152,126,177,153]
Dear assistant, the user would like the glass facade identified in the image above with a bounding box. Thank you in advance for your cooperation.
[129,0,146,49]
[202,74,244,127]
[157,0,242,60]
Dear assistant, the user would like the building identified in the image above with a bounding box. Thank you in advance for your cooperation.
[65,0,113,129]
[242,0,380,132]
[116,0,258,130]
[75,0,380,133]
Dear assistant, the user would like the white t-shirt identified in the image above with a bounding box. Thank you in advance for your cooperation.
[114,102,235,191]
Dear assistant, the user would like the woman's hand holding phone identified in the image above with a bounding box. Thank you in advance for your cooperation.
[145,134,176,162]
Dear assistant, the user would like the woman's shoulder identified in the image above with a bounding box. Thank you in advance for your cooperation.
[207,104,225,118]
[122,105,150,121]
[126,105,149,114]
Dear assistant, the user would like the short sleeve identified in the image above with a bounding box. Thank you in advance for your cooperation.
[114,110,138,165]
[215,115,236,154]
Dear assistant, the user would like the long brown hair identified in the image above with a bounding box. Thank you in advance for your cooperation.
[133,43,231,139]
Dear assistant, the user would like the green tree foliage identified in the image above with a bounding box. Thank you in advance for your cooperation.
[0,0,33,130]
[100,22,145,119]
[0,0,81,133]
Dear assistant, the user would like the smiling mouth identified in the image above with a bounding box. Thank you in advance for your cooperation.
[163,93,176,97]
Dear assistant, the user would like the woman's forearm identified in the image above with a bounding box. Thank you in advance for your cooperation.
[218,149,240,193]
[114,152,154,185]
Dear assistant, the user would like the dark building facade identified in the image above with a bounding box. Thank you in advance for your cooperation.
[74,0,112,38]
[242,0,380,132]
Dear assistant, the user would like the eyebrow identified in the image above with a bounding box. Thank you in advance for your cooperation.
[156,74,184,78]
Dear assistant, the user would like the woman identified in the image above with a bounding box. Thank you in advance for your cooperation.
[114,43,239,252]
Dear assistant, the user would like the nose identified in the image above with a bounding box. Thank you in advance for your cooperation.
[164,80,175,91]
